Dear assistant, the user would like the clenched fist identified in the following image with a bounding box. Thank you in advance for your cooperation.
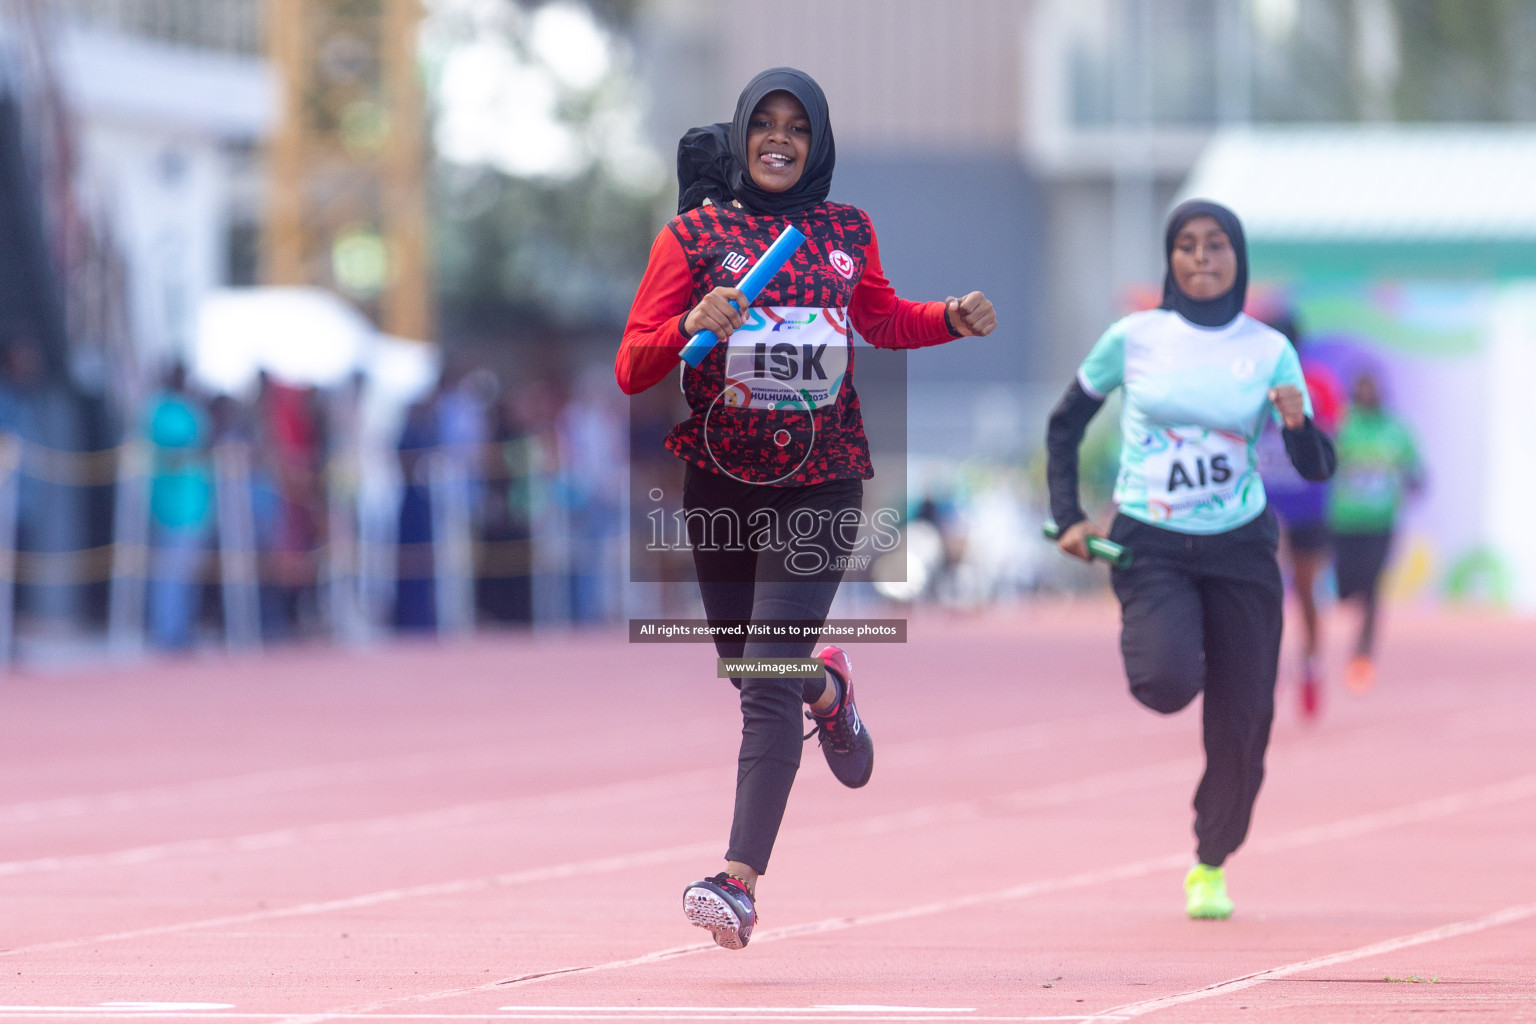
[1268,385,1307,430]
[945,292,997,337]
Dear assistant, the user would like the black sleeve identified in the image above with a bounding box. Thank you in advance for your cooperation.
[1282,416,1337,482]
[1045,380,1105,532]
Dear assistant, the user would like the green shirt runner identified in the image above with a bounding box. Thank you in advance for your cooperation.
[1328,408,1420,535]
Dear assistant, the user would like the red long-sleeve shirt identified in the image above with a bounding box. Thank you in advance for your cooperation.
[617,200,955,485]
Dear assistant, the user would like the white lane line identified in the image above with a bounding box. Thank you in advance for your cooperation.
[9,760,1530,1014]
[743,856,1193,945]
[374,769,1536,1011]
[477,1020,1121,1023]
[0,710,1149,830]
[0,840,721,959]
[1100,898,1536,1017]
[9,678,1492,884]
[0,1003,1121,1022]
[0,1005,233,1013]
[496,1007,976,1013]
[14,757,1535,1014]
[2,686,1493,881]
[0,1016,1104,1023]
[6,692,1495,884]
[2,660,1517,829]
[0,748,536,825]
[0,759,1184,880]
[0,715,1170,881]
[1250,772,1536,855]
[0,759,1187,961]
[504,770,1536,982]
[0,767,727,880]
[874,715,1161,771]
[482,1006,1104,1017]
[258,765,1196,1024]
[0,758,1181,879]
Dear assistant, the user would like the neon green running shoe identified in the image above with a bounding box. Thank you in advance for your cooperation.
[1184,863,1234,920]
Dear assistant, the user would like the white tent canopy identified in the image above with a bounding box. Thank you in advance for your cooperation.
[1179,127,1536,241]
[193,287,440,440]
[194,286,379,393]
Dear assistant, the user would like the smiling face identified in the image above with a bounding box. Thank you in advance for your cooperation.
[1170,215,1238,301]
[745,91,811,193]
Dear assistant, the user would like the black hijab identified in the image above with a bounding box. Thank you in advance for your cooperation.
[675,67,835,217]
[1160,199,1248,328]
[675,123,734,213]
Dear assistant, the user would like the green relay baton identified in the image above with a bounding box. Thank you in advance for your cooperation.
[1043,521,1134,570]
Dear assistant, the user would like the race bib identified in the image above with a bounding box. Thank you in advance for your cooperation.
[1340,466,1396,503]
[1142,426,1250,522]
[719,306,850,411]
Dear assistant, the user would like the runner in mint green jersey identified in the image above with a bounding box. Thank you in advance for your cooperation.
[1046,200,1336,920]
[1076,304,1313,533]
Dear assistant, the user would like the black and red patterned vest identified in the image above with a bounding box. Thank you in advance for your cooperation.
[664,201,875,487]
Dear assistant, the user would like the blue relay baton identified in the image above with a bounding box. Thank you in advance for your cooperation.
[678,225,808,368]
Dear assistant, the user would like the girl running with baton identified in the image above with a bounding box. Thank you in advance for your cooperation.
[617,67,995,949]
[1045,200,1334,919]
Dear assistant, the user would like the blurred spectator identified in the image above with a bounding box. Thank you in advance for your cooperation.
[393,393,438,631]
[1254,313,1345,718]
[145,362,212,650]
[434,365,497,632]
[437,363,495,489]
[324,371,368,639]
[1329,372,1424,694]
[623,374,691,600]
[903,494,950,603]
[477,389,533,624]
[555,368,624,623]
[208,393,253,446]
[254,372,326,638]
[518,379,566,623]
[0,332,44,557]
[0,328,41,440]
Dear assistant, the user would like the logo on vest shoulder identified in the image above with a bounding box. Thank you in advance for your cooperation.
[828,249,856,279]
[722,251,749,275]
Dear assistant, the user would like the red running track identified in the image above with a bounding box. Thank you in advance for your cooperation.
[0,602,1532,1022]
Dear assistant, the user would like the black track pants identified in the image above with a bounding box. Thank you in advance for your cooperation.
[685,465,861,875]
[1333,530,1393,657]
[1108,510,1284,867]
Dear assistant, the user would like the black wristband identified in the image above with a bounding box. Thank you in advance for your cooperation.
[1282,416,1338,482]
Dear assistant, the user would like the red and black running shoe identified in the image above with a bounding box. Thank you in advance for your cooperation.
[683,872,757,949]
[805,645,874,788]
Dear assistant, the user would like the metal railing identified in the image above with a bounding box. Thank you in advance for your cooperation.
[0,429,617,663]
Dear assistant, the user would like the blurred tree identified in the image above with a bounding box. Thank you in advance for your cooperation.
[1251,0,1536,123]
[266,0,432,340]
[436,167,661,329]
[1100,0,1536,127]
[1391,0,1536,120]
[423,0,667,338]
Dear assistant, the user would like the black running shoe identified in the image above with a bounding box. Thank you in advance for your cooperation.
[805,646,874,788]
[683,872,757,949]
